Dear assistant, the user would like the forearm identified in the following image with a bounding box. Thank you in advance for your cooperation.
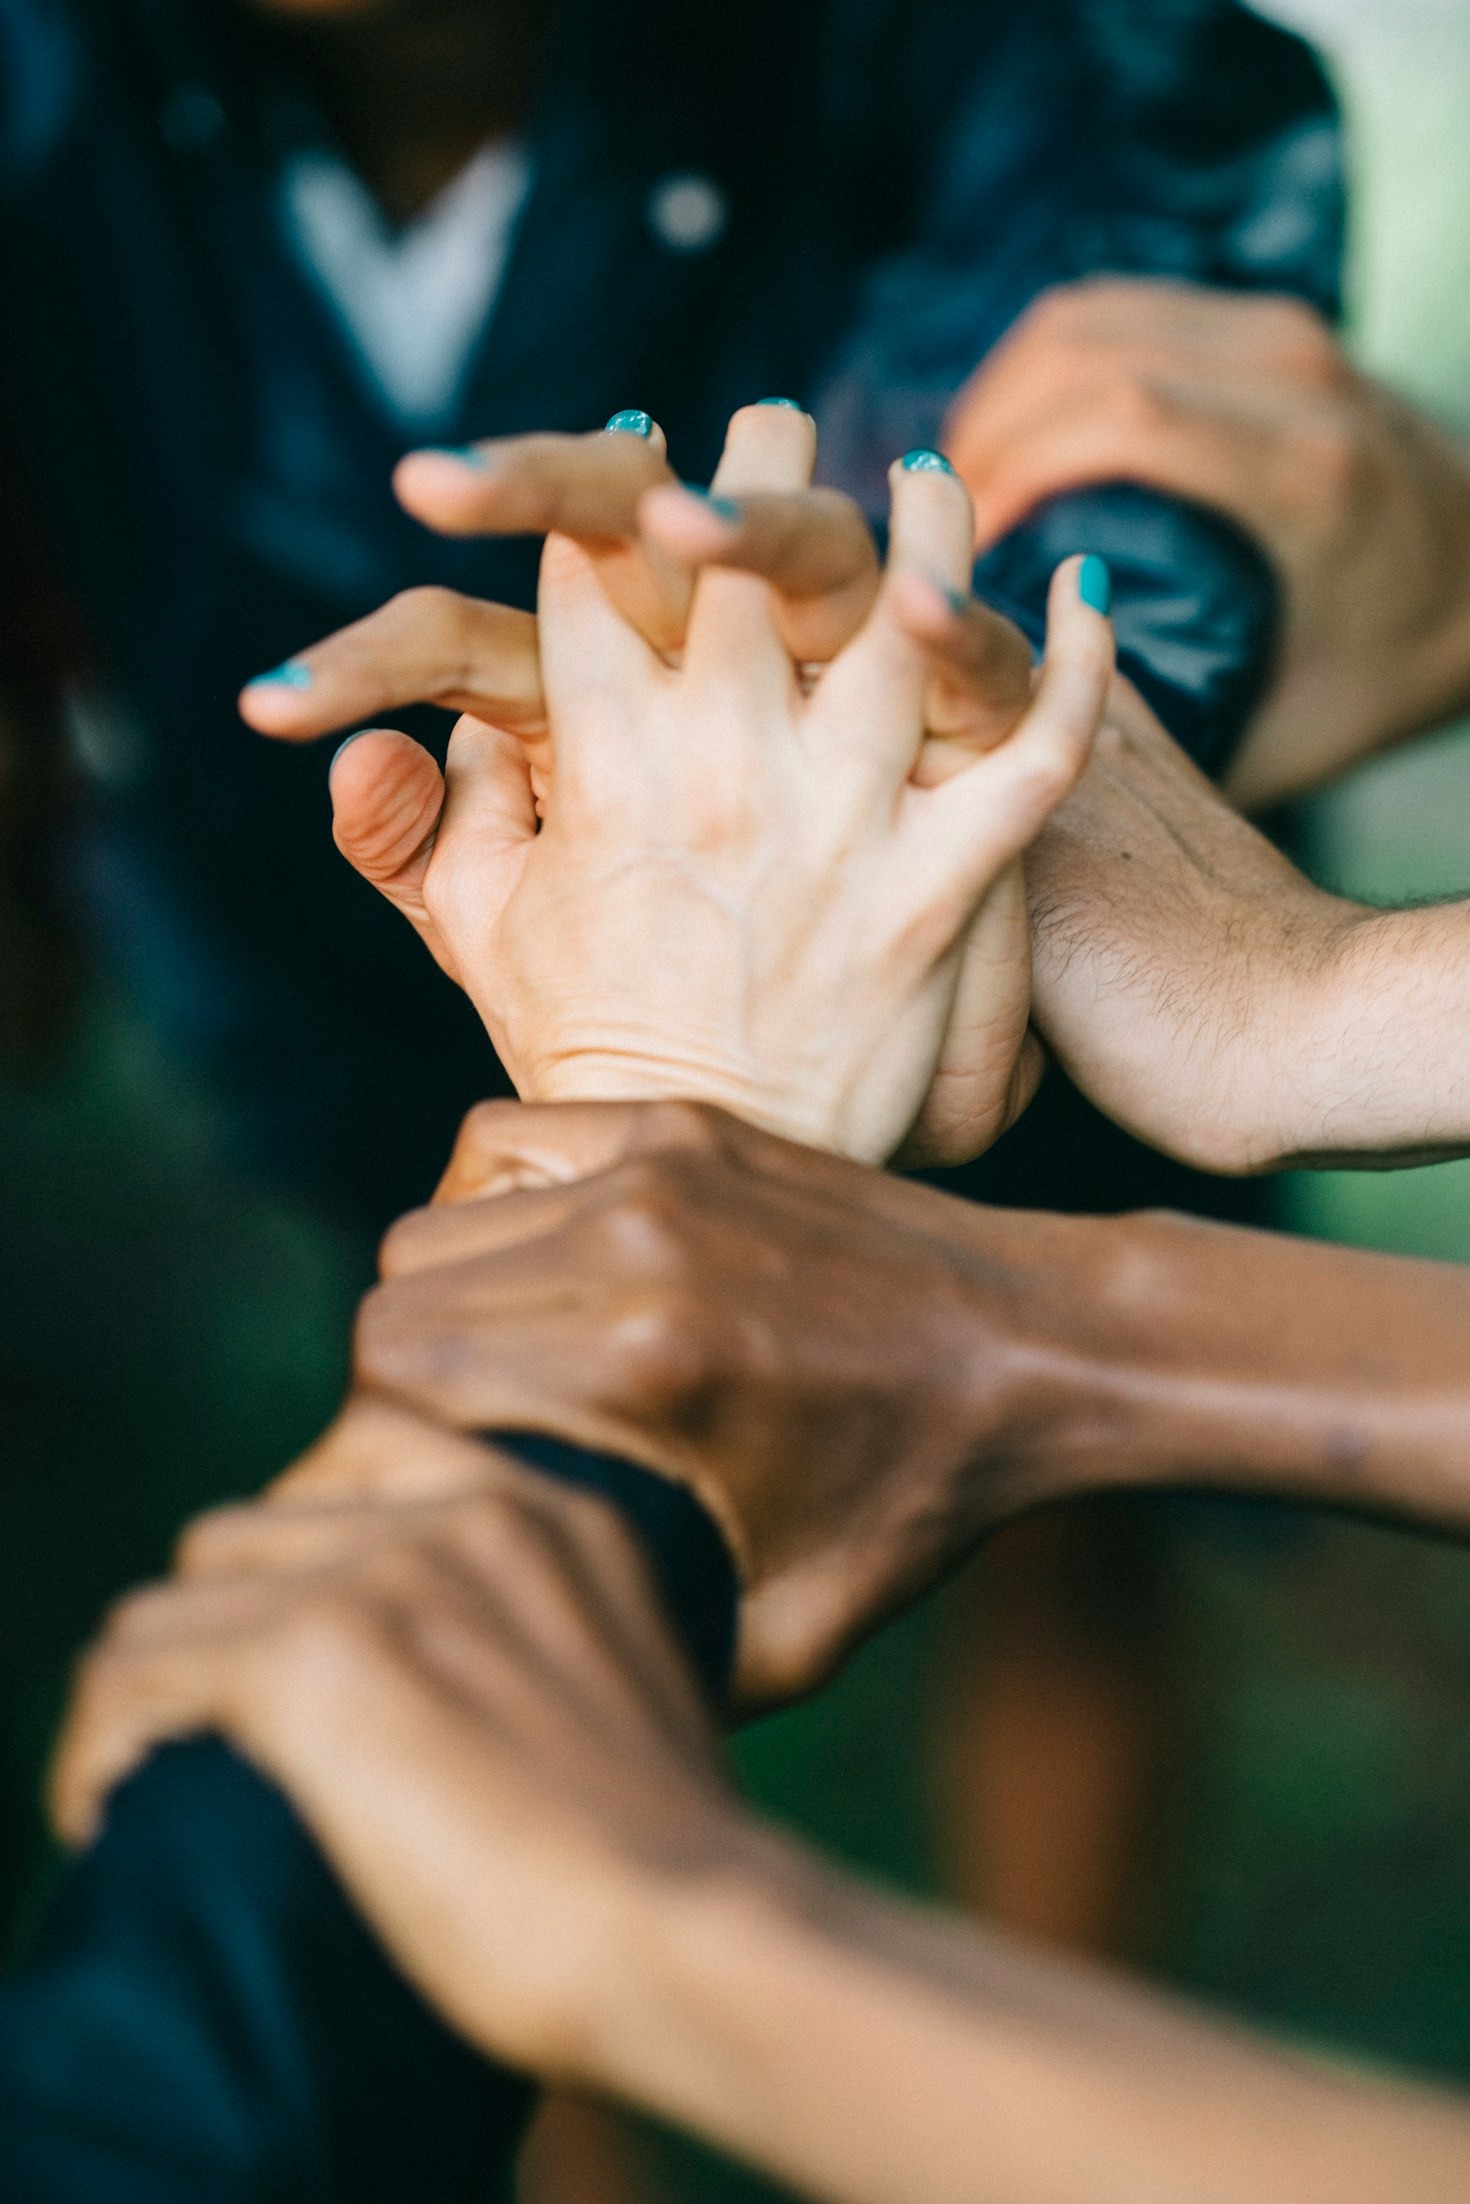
[985,1204,1470,1536]
[1280,900,1470,1168]
[1028,686,1470,1173]
[588,1823,1470,2204]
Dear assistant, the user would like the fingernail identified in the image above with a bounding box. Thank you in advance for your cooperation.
[330,730,369,773]
[419,443,490,468]
[900,448,955,475]
[248,659,312,691]
[605,408,654,438]
[940,581,969,616]
[691,488,742,522]
[1077,555,1113,617]
[756,396,804,410]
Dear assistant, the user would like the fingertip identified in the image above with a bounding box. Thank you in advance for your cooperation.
[328,728,445,879]
[392,445,505,530]
[239,661,317,737]
[1077,554,1113,618]
[638,480,740,550]
[604,409,668,459]
[889,568,968,639]
[1051,553,1113,623]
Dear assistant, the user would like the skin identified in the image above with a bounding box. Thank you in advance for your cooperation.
[51,1391,1470,2204]
[943,276,1470,808]
[240,0,550,223]
[349,1099,1470,1704]
[259,404,1111,1166]
[250,415,1470,1179]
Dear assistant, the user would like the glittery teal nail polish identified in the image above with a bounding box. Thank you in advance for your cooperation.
[605,409,654,438]
[692,488,742,522]
[900,448,955,475]
[756,396,804,410]
[248,660,312,690]
[1078,555,1113,617]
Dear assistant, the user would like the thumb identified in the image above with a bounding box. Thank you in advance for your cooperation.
[329,729,456,975]
[433,1096,736,1205]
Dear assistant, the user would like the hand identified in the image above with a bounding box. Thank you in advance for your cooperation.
[51,1402,754,2081]
[945,277,1470,806]
[238,412,891,763]
[50,1399,1470,2204]
[348,1099,1103,1704]
[242,406,1071,1165]
[1024,674,1349,1173]
[255,406,1112,1164]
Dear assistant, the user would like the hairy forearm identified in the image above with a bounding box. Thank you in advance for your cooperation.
[984,1204,1470,1536]
[590,1825,1470,2204]
[1028,687,1470,1174]
[1279,900,1470,1168]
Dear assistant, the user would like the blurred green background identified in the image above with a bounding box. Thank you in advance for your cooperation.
[5,8,1470,2200]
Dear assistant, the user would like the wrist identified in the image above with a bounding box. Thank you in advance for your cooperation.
[986,1206,1470,1518]
[571,1810,811,2108]
[523,1054,845,1157]
[940,1205,1338,1508]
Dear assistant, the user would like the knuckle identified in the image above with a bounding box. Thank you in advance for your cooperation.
[452,1097,523,1174]
[376,1203,438,1279]
[353,1278,470,1403]
[98,1581,173,1646]
[636,1097,733,1157]
[593,1159,700,1267]
[1016,741,1085,811]
[1252,299,1343,386]
[1106,375,1171,440]
[602,1287,719,1418]
[384,583,459,634]
[1280,416,1365,521]
[174,1503,255,1576]
[1022,283,1081,340]
[265,1591,377,1687]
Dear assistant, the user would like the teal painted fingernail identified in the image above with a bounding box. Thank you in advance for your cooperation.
[1078,555,1113,616]
[756,396,804,410]
[248,659,312,690]
[941,582,969,616]
[901,448,955,475]
[692,488,742,522]
[605,408,654,438]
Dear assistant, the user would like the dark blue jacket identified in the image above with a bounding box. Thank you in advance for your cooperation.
[0,0,1342,1216]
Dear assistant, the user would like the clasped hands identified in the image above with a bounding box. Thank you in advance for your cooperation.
[47,401,1119,2102]
[246,399,1112,1167]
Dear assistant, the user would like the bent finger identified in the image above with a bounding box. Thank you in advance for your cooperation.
[679,401,821,699]
[814,449,974,781]
[431,1095,739,1207]
[638,480,880,664]
[396,419,690,654]
[393,421,673,541]
[239,592,544,745]
[889,570,1036,778]
[905,555,1115,889]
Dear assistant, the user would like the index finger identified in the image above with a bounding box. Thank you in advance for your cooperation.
[396,419,691,654]
[393,422,674,540]
[430,1096,740,1208]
